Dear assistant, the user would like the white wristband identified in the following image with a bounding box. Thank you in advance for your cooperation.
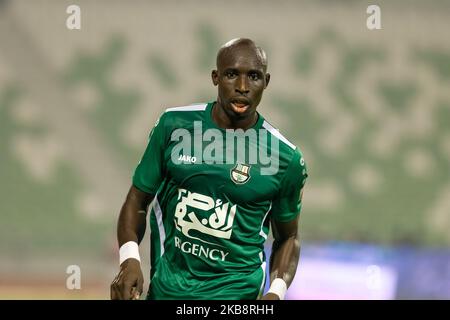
[267,278,287,300]
[119,241,141,265]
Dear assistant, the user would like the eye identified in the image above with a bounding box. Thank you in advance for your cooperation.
[249,72,260,81]
[226,71,237,79]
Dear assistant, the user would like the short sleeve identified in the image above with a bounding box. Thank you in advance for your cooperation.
[271,149,308,222]
[132,113,167,195]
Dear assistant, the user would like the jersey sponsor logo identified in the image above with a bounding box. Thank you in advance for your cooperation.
[175,189,236,241]
[174,236,229,261]
[230,163,251,184]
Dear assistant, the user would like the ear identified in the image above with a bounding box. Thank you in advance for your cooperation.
[211,70,219,86]
[264,73,271,89]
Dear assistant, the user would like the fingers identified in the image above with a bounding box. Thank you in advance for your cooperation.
[136,276,144,297]
[110,285,120,300]
[130,276,144,300]
[113,274,137,300]
[121,279,135,300]
[111,265,143,300]
[110,270,123,300]
[130,287,140,300]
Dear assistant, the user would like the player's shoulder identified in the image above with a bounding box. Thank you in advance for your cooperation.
[261,119,308,181]
[155,102,208,129]
[159,102,208,127]
[163,103,208,118]
[164,102,208,114]
[261,119,301,155]
[260,118,307,172]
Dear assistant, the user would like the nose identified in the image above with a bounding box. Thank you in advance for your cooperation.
[235,74,249,95]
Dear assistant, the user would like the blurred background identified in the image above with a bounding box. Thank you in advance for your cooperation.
[0,0,449,299]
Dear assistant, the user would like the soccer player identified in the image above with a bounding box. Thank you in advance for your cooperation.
[110,38,308,300]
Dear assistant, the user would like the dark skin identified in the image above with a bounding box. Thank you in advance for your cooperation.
[111,38,302,300]
[110,186,153,300]
[211,39,270,130]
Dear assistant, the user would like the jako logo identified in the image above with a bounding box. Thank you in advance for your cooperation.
[178,154,197,163]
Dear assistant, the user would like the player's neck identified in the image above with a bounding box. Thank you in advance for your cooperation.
[212,101,258,130]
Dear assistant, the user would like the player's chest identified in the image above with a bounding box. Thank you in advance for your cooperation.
[165,155,280,203]
[163,127,283,202]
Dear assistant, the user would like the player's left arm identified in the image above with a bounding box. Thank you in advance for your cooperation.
[261,202,301,300]
[262,148,307,300]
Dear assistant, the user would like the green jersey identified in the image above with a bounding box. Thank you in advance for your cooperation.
[133,101,308,300]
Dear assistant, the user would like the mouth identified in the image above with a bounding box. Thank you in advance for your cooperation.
[230,99,251,113]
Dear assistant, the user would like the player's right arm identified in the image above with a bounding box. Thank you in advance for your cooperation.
[111,112,167,300]
[110,185,154,300]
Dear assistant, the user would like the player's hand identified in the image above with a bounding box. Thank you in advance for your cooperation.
[260,292,280,300]
[110,258,144,300]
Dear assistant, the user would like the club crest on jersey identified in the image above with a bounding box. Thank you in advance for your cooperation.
[230,164,251,184]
